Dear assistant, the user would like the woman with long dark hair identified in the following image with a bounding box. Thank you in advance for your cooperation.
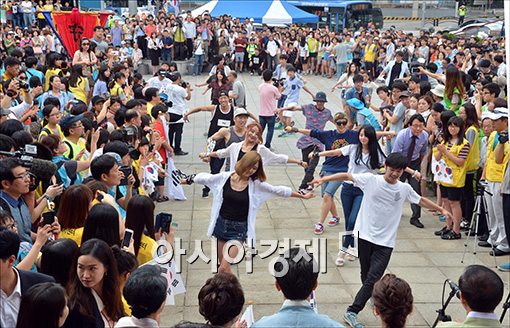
[44,53,65,90]
[16,282,69,328]
[203,70,232,105]
[433,116,470,240]
[124,195,159,264]
[40,238,79,286]
[68,64,90,104]
[73,38,98,80]
[314,125,387,266]
[65,239,125,328]
[57,184,94,246]
[182,151,314,273]
[458,103,480,229]
[81,203,124,247]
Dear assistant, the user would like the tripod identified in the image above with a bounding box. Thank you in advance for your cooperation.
[461,183,492,264]
[501,292,510,323]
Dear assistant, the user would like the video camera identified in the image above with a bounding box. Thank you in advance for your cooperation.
[272,77,285,88]
[0,145,58,191]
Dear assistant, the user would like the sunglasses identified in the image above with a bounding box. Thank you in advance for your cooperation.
[335,120,348,126]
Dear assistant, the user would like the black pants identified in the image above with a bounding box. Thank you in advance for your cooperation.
[461,172,475,223]
[186,38,194,59]
[203,157,225,193]
[399,158,421,220]
[168,113,184,152]
[137,36,148,58]
[348,238,393,314]
[503,194,510,247]
[365,61,375,80]
[175,42,186,61]
[299,145,320,190]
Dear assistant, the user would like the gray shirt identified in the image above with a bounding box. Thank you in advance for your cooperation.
[91,37,108,54]
[333,43,349,64]
[390,102,407,136]
[183,21,196,39]
[502,158,510,194]
[232,80,246,108]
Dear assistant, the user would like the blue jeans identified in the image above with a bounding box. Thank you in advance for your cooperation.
[13,13,22,27]
[22,13,32,29]
[337,62,347,80]
[194,54,204,75]
[340,183,364,249]
[259,115,275,149]
[161,49,172,63]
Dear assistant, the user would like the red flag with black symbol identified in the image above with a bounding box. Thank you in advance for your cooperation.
[51,8,99,56]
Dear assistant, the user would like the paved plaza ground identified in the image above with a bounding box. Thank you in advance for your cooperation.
[154,72,510,327]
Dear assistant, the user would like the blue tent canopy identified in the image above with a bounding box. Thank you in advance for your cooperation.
[189,0,318,25]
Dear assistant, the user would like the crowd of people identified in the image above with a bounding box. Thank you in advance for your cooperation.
[0,1,508,327]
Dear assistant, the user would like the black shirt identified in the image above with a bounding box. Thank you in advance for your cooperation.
[219,177,249,221]
[389,61,403,87]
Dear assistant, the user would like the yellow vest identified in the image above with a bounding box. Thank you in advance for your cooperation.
[364,44,378,62]
[465,125,480,172]
[485,131,510,182]
[434,139,470,188]
[69,77,88,104]
[137,234,158,265]
[60,228,84,247]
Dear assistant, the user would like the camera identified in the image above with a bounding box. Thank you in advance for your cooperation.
[16,78,29,91]
[272,77,285,88]
[0,144,37,167]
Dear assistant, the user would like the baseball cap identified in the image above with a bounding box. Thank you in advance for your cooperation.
[234,107,249,117]
[92,96,106,106]
[60,114,83,130]
[346,98,365,110]
[399,90,412,98]
[486,107,508,121]
[218,91,229,98]
[313,91,328,103]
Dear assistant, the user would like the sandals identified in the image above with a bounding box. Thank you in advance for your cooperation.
[156,195,169,202]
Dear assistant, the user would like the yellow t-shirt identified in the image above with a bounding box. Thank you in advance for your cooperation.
[137,234,158,265]
[122,296,131,316]
[38,124,65,142]
[59,228,84,247]
[147,102,154,117]
[63,137,86,160]
[485,131,510,182]
[45,68,62,91]
[69,77,89,104]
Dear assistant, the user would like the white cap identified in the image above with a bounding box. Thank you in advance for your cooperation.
[485,107,509,121]
[234,107,249,117]
[431,84,445,98]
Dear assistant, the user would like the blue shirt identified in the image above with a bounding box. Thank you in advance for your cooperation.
[0,191,32,243]
[392,127,429,162]
[26,68,45,87]
[283,77,304,104]
[310,129,359,172]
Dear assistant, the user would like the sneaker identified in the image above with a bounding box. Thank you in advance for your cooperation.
[298,186,314,194]
[460,219,470,231]
[327,216,340,227]
[441,231,461,240]
[497,263,510,272]
[434,226,450,236]
[314,223,324,235]
[202,189,209,198]
[343,311,364,328]
[438,214,446,222]
[277,131,287,138]
[274,122,284,130]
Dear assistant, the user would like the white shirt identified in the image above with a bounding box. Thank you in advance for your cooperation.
[165,83,187,115]
[353,174,421,248]
[497,62,507,76]
[266,40,279,57]
[20,1,33,13]
[340,145,385,177]
[0,268,22,328]
[147,77,172,93]
[115,316,159,327]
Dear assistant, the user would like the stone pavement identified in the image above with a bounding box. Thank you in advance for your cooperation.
[152,72,510,327]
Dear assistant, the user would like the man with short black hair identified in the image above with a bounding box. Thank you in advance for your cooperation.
[311,153,451,328]
[253,247,343,327]
[166,72,191,156]
[0,227,55,328]
[437,265,503,327]
[117,265,168,327]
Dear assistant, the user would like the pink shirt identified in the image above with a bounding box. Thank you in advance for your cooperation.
[258,83,280,117]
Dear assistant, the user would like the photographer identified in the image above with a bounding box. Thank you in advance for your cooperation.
[0,158,62,243]
[166,72,191,156]
[147,69,172,92]
[1,78,35,121]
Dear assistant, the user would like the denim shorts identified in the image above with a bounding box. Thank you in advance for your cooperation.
[321,171,343,197]
[213,215,248,242]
